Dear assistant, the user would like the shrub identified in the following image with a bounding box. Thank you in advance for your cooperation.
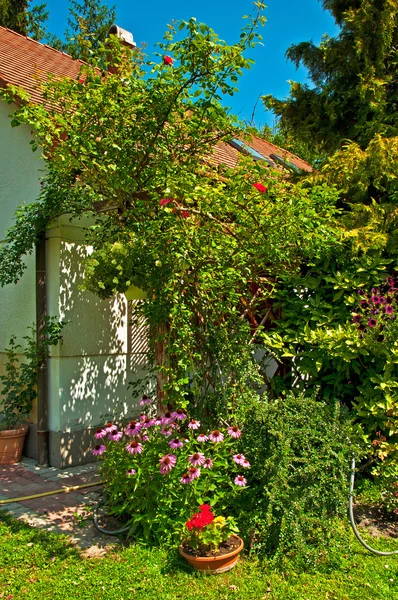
[231,391,361,570]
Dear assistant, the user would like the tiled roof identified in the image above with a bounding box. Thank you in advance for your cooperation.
[0,27,312,173]
[0,27,83,106]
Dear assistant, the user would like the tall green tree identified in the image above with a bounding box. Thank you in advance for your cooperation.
[0,0,48,39]
[264,0,398,154]
[63,0,116,61]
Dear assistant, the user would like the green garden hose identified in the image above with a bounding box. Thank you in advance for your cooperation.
[349,456,398,556]
[0,480,103,505]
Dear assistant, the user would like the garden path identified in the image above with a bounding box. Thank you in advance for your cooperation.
[0,458,119,557]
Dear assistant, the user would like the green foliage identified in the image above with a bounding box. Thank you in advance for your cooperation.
[63,0,116,62]
[0,0,49,40]
[232,391,360,570]
[185,508,239,552]
[0,318,65,430]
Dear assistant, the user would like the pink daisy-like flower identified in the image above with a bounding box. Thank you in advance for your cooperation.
[139,434,150,442]
[154,416,163,426]
[241,459,251,468]
[171,408,187,421]
[202,457,213,469]
[126,420,142,436]
[197,433,208,442]
[233,454,246,465]
[126,441,143,454]
[252,182,267,193]
[209,429,224,443]
[234,475,247,487]
[161,411,173,425]
[104,422,117,433]
[188,452,205,467]
[139,394,152,406]
[188,419,201,430]
[159,454,177,474]
[227,425,242,439]
[188,467,201,480]
[94,428,106,439]
[139,413,147,421]
[181,473,193,484]
[108,430,123,442]
[386,305,394,314]
[160,198,173,206]
[126,468,136,476]
[161,428,173,437]
[92,444,106,456]
[142,416,155,428]
[169,438,184,449]
[163,55,173,65]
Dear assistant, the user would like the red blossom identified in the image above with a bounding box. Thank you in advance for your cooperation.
[252,182,267,193]
[163,55,173,65]
[160,198,173,206]
[181,210,189,219]
[186,506,214,530]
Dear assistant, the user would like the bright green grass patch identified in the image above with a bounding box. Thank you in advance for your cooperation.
[0,511,397,600]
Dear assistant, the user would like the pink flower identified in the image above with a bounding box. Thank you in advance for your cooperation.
[188,467,201,480]
[126,468,136,476]
[126,420,141,436]
[197,433,208,443]
[171,408,187,421]
[94,428,106,439]
[188,419,200,430]
[241,459,251,468]
[160,198,173,206]
[252,182,267,193]
[169,438,184,449]
[159,454,177,474]
[368,318,377,327]
[233,453,246,465]
[92,444,106,456]
[139,394,152,406]
[202,457,213,469]
[234,475,247,487]
[104,422,117,433]
[209,429,224,443]
[161,428,173,437]
[181,473,193,484]
[227,425,242,439]
[161,411,173,425]
[108,430,123,441]
[188,452,205,467]
[126,441,143,454]
[163,55,173,65]
[139,434,150,442]
[142,417,155,428]
[386,305,394,314]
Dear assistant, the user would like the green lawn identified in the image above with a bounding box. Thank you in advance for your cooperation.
[0,511,397,600]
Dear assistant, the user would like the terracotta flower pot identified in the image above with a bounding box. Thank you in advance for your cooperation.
[0,424,29,465]
[179,535,244,574]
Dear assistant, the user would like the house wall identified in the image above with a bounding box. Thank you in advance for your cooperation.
[0,102,152,468]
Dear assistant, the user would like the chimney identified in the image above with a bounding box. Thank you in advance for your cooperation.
[108,24,136,49]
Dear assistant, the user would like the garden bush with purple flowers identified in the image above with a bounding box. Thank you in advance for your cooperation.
[93,399,250,544]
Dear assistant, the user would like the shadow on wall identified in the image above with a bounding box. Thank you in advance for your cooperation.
[47,237,153,466]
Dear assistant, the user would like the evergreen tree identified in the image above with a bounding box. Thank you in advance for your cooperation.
[63,0,116,62]
[0,0,48,39]
[264,0,398,154]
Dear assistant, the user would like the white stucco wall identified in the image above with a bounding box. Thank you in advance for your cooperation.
[0,101,40,353]
[0,101,152,464]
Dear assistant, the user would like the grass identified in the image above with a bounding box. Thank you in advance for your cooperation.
[0,511,397,599]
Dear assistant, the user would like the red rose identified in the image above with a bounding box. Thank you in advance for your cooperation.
[252,182,267,193]
[181,211,189,219]
[160,198,173,206]
[163,55,173,65]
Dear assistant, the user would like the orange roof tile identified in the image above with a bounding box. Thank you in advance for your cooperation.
[0,27,312,173]
[0,27,83,105]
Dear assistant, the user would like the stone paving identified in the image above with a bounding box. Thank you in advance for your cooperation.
[0,457,121,556]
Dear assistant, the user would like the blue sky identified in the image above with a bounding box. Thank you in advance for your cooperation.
[44,0,339,129]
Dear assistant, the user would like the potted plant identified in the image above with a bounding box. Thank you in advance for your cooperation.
[179,504,243,574]
[0,320,64,465]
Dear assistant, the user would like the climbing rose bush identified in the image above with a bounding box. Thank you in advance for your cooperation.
[93,397,250,544]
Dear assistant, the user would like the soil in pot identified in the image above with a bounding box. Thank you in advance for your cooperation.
[181,535,241,557]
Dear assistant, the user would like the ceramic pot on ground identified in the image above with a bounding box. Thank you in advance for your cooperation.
[0,424,29,465]
[178,535,244,574]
